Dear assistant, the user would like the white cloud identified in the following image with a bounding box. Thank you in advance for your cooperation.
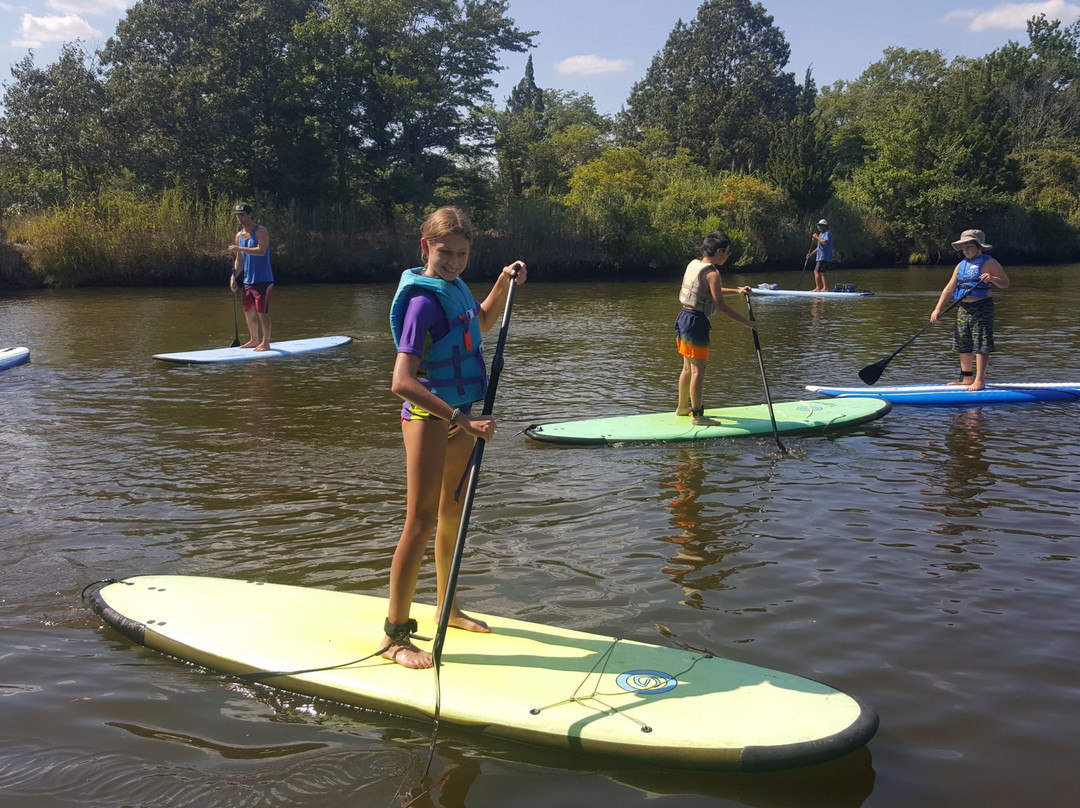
[555,55,633,76]
[12,13,101,49]
[945,1,1080,31]
[47,0,130,14]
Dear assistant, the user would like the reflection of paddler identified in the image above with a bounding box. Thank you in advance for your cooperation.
[943,409,990,490]
[663,454,706,535]
[659,453,749,597]
[924,409,991,532]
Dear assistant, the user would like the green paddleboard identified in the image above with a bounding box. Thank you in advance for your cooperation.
[524,398,892,446]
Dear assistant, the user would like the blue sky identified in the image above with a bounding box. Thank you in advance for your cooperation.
[2,0,1078,114]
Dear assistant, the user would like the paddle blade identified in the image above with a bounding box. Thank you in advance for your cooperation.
[858,361,886,385]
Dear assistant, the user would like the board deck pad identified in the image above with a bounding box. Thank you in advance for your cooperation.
[524,398,892,446]
[90,575,877,771]
[806,382,1080,406]
[153,336,352,364]
[0,346,30,371]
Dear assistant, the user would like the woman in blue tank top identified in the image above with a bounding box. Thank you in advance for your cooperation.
[931,229,1010,390]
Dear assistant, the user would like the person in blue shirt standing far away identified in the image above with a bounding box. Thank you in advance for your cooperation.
[806,219,833,292]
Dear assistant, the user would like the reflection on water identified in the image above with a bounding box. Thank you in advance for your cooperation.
[3,270,1080,807]
[658,449,753,605]
[921,408,991,515]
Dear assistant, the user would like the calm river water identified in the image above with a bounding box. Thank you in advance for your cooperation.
[1,263,1078,807]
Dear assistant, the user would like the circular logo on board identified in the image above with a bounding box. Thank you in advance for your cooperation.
[616,669,677,695]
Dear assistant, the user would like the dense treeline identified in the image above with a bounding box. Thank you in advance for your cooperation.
[2,0,1080,287]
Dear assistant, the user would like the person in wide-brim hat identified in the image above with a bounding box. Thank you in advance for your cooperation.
[951,229,992,250]
[929,229,1010,391]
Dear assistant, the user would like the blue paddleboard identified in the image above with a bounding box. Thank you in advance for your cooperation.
[0,346,30,371]
[806,382,1080,406]
[154,336,352,364]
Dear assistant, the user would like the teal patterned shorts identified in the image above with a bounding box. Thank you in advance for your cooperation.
[954,298,995,354]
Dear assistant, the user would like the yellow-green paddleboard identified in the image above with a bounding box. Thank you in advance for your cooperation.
[524,398,892,446]
[90,575,877,771]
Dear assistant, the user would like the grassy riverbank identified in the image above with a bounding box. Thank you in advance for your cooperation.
[0,191,637,288]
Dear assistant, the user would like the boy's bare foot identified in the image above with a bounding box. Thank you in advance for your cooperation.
[255,342,271,351]
[239,340,258,348]
[967,380,985,391]
[381,636,433,669]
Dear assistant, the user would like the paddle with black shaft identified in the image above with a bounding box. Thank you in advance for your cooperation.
[230,267,242,348]
[857,283,988,385]
[426,265,521,751]
[744,293,786,454]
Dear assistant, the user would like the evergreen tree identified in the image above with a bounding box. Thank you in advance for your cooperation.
[618,0,798,172]
[765,69,837,216]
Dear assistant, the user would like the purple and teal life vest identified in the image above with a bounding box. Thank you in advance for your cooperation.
[390,268,486,407]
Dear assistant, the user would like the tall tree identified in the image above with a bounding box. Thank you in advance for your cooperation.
[507,54,545,117]
[764,69,837,216]
[0,43,107,202]
[293,0,533,220]
[496,55,546,196]
[101,0,316,200]
[829,47,1019,252]
[617,0,798,172]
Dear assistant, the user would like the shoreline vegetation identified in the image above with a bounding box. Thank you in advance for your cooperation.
[4,3,1080,288]
[1,185,1071,290]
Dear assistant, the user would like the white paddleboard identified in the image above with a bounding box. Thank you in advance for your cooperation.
[0,346,30,371]
[90,575,878,771]
[153,336,351,364]
[751,287,873,298]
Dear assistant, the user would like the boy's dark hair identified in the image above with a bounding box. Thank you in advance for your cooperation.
[701,231,731,257]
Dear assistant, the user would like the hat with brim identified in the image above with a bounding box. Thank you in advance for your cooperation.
[952,229,991,250]
[817,219,829,226]
[232,203,253,215]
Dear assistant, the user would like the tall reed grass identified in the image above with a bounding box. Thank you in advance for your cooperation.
[1,190,612,287]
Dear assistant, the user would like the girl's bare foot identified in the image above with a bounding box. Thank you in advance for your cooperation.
[381,636,433,669]
[691,415,721,426]
[967,380,985,391]
[676,408,691,416]
[448,612,491,633]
